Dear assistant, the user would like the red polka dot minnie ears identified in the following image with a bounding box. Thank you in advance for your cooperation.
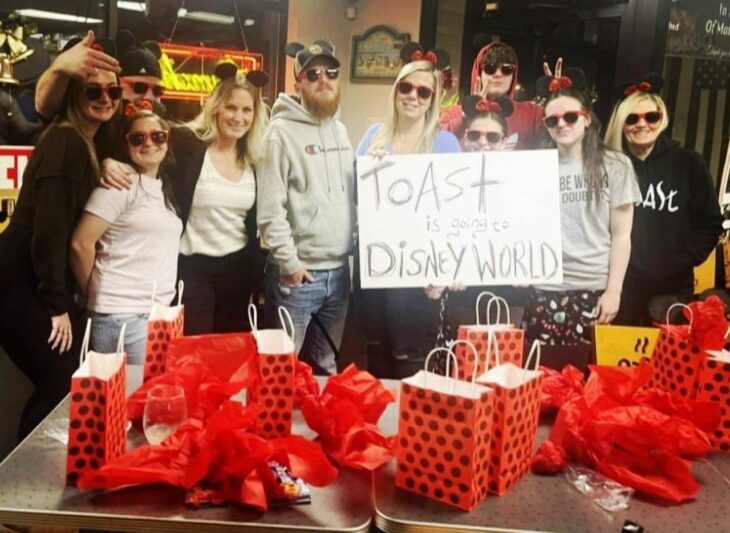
[400,42,450,71]
[616,72,663,99]
[123,100,153,117]
[462,94,514,120]
[535,67,587,99]
[214,62,270,88]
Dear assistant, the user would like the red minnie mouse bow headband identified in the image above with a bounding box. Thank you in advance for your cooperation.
[123,100,153,117]
[535,67,587,100]
[617,74,663,99]
[548,76,572,92]
[475,99,503,113]
[461,95,514,119]
[399,42,450,70]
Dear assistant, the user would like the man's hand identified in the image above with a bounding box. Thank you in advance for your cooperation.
[100,158,135,190]
[594,289,621,324]
[281,269,314,287]
[542,57,563,79]
[56,31,120,80]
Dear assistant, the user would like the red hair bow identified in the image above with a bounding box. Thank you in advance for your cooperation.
[623,81,652,97]
[475,99,502,113]
[411,50,423,61]
[424,51,437,65]
[123,100,153,117]
[548,76,573,93]
[411,49,438,66]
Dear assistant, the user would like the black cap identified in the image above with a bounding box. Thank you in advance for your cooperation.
[286,38,340,77]
[120,47,161,79]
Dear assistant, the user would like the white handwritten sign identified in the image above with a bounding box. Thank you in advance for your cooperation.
[357,150,564,288]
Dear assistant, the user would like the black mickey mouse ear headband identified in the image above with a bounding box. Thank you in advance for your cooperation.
[214,62,269,88]
[616,72,663,100]
[400,41,450,71]
[535,67,587,99]
[462,94,514,120]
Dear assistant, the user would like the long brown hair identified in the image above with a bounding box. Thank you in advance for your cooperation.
[543,87,609,201]
[120,110,178,213]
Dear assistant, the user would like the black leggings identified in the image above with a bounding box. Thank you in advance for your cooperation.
[0,276,81,441]
[177,246,259,335]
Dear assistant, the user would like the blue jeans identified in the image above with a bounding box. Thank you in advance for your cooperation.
[88,312,149,365]
[265,262,350,375]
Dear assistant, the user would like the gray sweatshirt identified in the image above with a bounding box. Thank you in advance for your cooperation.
[257,93,355,275]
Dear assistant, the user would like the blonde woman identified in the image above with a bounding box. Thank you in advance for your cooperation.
[605,76,722,325]
[0,69,120,439]
[355,44,460,377]
[99,64,270,334]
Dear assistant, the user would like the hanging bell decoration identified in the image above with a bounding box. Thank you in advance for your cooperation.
[0,55,20,85]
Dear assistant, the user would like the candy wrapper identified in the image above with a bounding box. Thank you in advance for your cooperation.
[300,364,396,471]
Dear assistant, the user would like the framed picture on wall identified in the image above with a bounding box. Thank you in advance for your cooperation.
[351,25,410,81]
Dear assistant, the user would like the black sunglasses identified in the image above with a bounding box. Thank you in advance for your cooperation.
[397,81,433,100]
[85,85,123,101]
[126,130,169,147]
[625,111,662,126]
[482,63,515,76]
[543,110,587,128]
[124,81,165,98]
[300,67,339,82]
[465,130,503,143]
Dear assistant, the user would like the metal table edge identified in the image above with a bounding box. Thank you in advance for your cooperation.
[0,506,371,533]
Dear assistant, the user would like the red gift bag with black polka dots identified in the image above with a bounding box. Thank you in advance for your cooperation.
[143,281,184,382]
[651,324,706,399]
[696,350,730,453]
[477,340,543,495]
[455,293,524,381]
[66,320,127,486]
[248,305,297,439]
[395,346,496,511]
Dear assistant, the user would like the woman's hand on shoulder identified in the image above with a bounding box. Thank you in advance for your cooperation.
[100,158,134,190]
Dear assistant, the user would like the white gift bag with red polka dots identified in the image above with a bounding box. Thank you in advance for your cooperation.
[455,293,524,381]
[247,304,297,439]
[395,344,496,511]
[66,320,127,486]
[143,281,184,382]
[697,350,730,453]
[477,337,543,495]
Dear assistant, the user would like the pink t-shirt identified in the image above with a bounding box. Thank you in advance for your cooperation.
[84,175,182,313]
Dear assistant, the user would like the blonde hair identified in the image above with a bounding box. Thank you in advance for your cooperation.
[187,74,269,167]
[604,92,669,151]
[368,60,442,154]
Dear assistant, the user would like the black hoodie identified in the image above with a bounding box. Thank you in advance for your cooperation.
[626,133,722,280]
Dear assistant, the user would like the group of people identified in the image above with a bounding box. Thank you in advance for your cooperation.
[0,30,722,440]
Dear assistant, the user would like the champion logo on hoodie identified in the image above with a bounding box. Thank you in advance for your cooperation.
[304,144,351,156]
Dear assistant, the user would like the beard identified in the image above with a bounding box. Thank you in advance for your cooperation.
[301,85,340,119]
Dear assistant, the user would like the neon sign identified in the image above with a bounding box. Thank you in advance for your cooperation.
[158,43,263,101]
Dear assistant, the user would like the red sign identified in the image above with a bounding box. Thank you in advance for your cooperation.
[159,43,264,101]
[0,146,33,190]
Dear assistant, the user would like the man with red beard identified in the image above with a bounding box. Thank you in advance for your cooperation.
[257,38,354,375]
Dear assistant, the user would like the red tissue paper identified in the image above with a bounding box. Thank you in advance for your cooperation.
[539,364,585,413]
[300,364,397,470]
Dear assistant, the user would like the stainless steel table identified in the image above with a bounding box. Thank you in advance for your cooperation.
[372,400,730,533]
[0,368,372,532]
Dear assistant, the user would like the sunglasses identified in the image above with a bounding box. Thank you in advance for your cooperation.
[300,67,339,82]
[126,130,169,147]
[465,130,503,143]
[543,110,588,128]
[625,111,662,126]
[397,81,434,100]
[482,63,515,76]
[123,81,165,98]
[85,85,123,101]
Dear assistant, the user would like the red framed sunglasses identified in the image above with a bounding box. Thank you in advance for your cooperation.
[84,85,123,101]
[126,130,169,147]
[543,110,588,128]
[625,111,662,126]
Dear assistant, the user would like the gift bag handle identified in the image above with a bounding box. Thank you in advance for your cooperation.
[278,306,295,345]
[524,340,542,373]
[79,318,92,366]
[150,280,157,307]
[486,296,510,325]
[177,280,184,306]
[248,303,258,332]
[665,303,693,331]
[424,347,459,394]
[115,323,127,354]
[448,340,480,390]
[475,291,496,326]
[486,329,501,368]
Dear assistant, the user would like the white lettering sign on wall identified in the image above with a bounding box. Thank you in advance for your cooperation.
[357,150,564,289]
